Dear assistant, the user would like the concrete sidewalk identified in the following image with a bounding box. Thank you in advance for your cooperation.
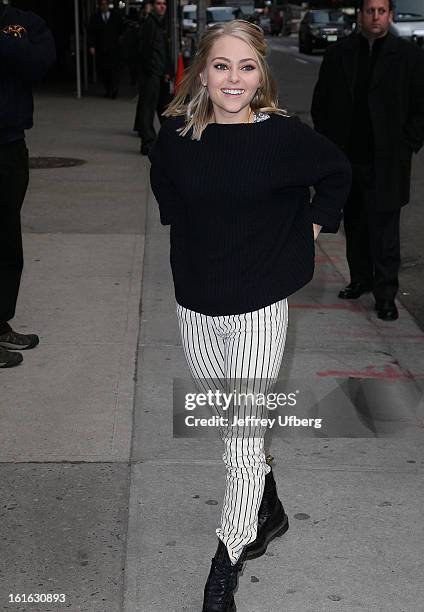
[125,185,424,612]
[0,93,147,610]
[0,92,423,612]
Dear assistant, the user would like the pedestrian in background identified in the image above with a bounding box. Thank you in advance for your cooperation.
[0,1,56,368]
[150,20,351,610]
[88,0,123,99]
[120,3,151,86]
[133,0,172,155]
[311,0,424,320]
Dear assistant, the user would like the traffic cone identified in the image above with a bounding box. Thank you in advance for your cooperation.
[175,52,185,93]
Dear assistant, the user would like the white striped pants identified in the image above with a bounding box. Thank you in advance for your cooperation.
[176,300,288,564]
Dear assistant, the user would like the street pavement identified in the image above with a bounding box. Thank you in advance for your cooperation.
[0,93,146,611]
[1,42,424,612]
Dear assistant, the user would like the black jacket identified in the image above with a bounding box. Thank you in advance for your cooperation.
[138,12,171,77]
[88,10,123,56]
[0,5,56,139]
[311,32,424,211]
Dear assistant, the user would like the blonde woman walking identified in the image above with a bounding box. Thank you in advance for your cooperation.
[149,20,351,611]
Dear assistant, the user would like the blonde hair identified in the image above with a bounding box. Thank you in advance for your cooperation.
[164,20,287,140]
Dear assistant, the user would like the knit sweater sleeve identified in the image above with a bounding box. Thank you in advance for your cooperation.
[148,119,180,226]
[289,116,352,232]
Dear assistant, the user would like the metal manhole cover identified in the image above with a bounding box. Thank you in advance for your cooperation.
[29,157,86,169]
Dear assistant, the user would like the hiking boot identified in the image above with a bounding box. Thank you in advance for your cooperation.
[0,324,39,350]
[0,346,23,368]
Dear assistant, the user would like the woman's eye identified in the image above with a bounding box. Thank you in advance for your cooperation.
[213,63,256,71]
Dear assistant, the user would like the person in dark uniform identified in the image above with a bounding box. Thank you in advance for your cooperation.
[311,0,424,320]
[0,1,56,368]
[120,3,152,86]
[133,0,172,155]
[88,0,123,98]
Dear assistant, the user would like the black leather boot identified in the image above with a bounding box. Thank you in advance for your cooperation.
[243,468,289,560]
[202,540,243,612]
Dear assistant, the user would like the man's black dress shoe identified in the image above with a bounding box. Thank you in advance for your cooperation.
[338,282,372,299]
[140,144,151,156]
[375,299,399,320]
[202,540,242,612]
[244,468,289,560]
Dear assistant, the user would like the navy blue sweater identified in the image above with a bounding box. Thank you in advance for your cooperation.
[149,114,351,316]
[0,6,56,143]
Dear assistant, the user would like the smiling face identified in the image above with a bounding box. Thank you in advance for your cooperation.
[359,0,392,40]
[201,34,262,124]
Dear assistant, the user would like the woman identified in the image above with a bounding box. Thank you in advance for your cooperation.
[149,20,351,612]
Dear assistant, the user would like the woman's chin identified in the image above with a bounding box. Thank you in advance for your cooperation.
[214,102,251,118]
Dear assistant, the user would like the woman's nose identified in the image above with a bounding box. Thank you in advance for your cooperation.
[228,68,240,83]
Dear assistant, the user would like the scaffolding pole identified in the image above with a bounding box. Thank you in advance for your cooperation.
[170,0,179,74]
[197,0,207,46]
[74,0,82,98]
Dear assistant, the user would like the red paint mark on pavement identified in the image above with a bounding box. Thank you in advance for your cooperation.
[317,364,423,380]
[315,255,343,265]
[346,333,424,341]
[313,279,349,285]
[290,303,363,312]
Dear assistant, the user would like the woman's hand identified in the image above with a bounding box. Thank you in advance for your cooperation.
[313,223,322,241]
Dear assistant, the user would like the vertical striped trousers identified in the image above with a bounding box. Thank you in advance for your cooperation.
[176,299,288,564]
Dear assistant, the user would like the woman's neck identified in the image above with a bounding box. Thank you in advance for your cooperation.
[212,106,253,125]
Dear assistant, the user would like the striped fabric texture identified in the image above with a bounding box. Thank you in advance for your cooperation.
[176,299,288,564]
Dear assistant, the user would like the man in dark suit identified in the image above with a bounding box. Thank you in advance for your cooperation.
[133,0,172,155]
[0,1,56,367]
[311,0,424,320]
[88,0,123,98]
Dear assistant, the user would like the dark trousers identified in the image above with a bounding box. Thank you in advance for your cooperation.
[344,164,401,301]
[97,52,120,96]
[133,73,170,148]
[0,140,29,325]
